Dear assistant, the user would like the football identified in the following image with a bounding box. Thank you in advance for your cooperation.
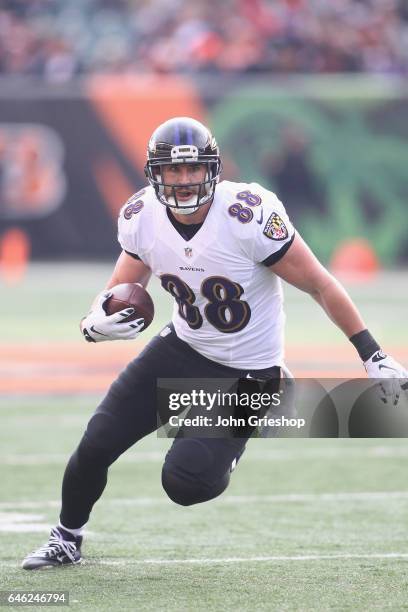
[103,282,154,330]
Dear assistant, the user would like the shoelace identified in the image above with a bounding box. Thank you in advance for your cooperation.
[31,528,77,563]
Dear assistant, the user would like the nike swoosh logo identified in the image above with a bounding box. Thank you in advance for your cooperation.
[378,364,397,372]
[256,208,264,224]
[90,325,108,336]
[372,351,387,363]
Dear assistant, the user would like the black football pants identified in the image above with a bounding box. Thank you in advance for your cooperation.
[60,325,280,528]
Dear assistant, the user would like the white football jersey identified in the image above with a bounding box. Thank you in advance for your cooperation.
[117,180,295,369]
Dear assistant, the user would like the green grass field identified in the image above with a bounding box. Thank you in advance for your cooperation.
[1,399,408,610]
[1,264,408,610]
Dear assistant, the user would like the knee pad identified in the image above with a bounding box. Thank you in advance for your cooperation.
[161,439,230,506]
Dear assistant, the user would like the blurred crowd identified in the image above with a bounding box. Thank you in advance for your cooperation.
[1,0,408,80]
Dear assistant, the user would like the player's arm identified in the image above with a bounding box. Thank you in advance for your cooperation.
[270,233,365,337]
[81,252,152,343]
[105,250,152,291]
[270,233,408,400]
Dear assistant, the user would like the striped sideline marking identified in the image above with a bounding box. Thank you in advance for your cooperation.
[1,490,408,511]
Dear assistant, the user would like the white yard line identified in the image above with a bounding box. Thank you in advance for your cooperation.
[105,491,408,505]
[1,490,408,511]
[2,445,408,465]
[0,501,60,510]
[1,552,408,570]
[98,552,408,565]
[0,512,52,533]
[0,452,163,465]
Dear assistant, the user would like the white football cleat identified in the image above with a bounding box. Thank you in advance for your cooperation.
[22,527,82,570]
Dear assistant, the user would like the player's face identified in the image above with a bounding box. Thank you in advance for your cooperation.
[161,163,207,202]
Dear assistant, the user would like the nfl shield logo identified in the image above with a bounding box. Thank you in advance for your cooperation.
[184,247,193,258]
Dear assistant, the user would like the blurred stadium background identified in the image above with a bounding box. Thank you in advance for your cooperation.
[1,1,408,610]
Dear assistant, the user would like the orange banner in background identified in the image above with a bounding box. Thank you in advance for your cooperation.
[86,75,207,218]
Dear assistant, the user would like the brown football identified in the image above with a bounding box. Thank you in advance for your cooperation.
[103,283,154,330]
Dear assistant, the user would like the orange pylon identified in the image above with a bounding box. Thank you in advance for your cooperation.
[0,228,30,284]
[330,238,380,282]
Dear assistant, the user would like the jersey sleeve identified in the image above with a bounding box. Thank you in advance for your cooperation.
[249,184,295,265]
[124,250,141,260]
[117,191,145,258]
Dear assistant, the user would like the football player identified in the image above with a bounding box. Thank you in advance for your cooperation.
[22,117,408,569]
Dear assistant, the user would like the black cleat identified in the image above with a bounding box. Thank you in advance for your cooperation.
[22,527,82,570]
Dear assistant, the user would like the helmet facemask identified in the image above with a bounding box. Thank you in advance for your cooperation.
[144,118,222,215]
[147,155,221,215]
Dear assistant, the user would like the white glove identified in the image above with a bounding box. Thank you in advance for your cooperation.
[80,292,145,343]
[364,350,408,406]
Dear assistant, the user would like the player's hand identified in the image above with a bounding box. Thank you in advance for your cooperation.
[80,292,145,343]
[364,350,408,406]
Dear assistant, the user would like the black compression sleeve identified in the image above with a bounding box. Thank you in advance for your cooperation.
[349,329,381,361]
